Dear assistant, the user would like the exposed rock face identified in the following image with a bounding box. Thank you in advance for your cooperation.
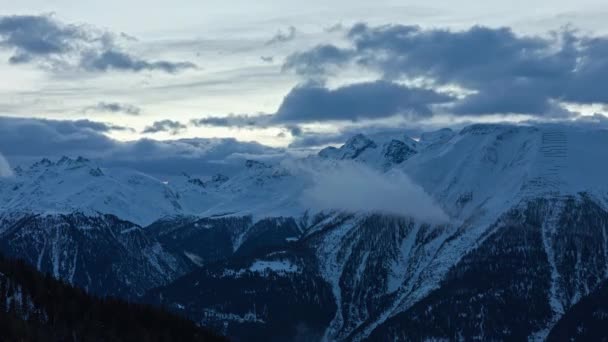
[2,124,608,341]
[383,139,417,166]
[319,134,378,160]
[0,213,189,298]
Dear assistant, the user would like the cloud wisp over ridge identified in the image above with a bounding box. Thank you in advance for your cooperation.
[0,116,281,176]
[301,161,448,223]
[0,151,12,177]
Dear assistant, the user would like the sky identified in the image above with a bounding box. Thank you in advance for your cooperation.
[1,0,608,172]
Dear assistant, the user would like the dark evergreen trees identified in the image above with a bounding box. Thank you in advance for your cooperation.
[0,254,227,342]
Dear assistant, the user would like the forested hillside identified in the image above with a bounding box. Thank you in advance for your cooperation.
[0,253,226,342]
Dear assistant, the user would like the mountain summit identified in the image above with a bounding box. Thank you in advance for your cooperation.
[2,123,608,341]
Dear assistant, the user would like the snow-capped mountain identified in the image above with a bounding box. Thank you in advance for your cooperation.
[1,123,608,340]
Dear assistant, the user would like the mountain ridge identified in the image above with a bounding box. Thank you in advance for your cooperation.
[1,122,608,341]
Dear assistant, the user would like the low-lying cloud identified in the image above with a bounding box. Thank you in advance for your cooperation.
[0,116,283,177]
[0,152,12,177]
[301,161,448,223]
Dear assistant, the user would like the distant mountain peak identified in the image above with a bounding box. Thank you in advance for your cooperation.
[30,158,54,169]
[245,159,271,169]
[319,133,378,160]
[383,139,417,165]
[419,128,455,145]
[30,156,93,171]
[342,134,377,158]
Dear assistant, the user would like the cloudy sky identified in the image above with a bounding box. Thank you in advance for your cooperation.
[1,0,608,172]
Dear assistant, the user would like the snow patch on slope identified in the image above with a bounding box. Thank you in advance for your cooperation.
[249,260,298,274]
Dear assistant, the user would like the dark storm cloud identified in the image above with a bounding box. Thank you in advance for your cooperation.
[190,114,274,128]
[0,116,282,176]
[88,102,142,115]
[287,124,427,149]
[71,119,133,132]
[283,23,608,116]
[273,81,454,123]
[190,81,453,130]
[142,120,187,135]
[283,44,352,77]
[287,131,351,149]
[0,14,195,73]
[80,50,196,73]
[0,117,120,157]
[287,125,303,137]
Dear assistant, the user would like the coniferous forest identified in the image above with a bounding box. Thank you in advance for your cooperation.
[0,253,227,342]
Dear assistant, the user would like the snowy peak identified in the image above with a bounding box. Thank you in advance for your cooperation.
[30,156,93,170]
[319,133,378,160]
[458,123,519,136]
[382,139,417,166]
[0,157,189,226]
[30,158,54,169]
[1,123,607,229]
[401,123,608,220]
[341,134,378,159]
[185,173,229,188]
[245,159,272,169]
[24,156,105,179]
[419,128,455,146]
[318,132,420,169]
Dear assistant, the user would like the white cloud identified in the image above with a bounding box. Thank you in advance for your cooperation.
[301,161,448,223]
[0,152,13,177]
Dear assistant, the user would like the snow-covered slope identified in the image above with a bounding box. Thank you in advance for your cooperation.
[4,124,604,228]
[0,157,190,226]
[2,123,608,341]
[142,123,608,341]
[403,124,608,214]
[0,157,303,226]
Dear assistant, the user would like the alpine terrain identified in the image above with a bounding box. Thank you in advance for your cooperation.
[1,123,608,341]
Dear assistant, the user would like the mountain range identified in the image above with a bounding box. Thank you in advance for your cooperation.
[1,123,608,341]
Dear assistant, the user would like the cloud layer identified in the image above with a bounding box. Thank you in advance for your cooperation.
[0,14,195,73]
[274,81,453,123]
[193,24,608,136]
[189,81,453,134]
[0,152,12,177]
[143,120,188,135]
[87,102,142,115]
[301,161,448,223]
[284,23,608,117]
[0,116,281,176]
[191,114,274,129]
